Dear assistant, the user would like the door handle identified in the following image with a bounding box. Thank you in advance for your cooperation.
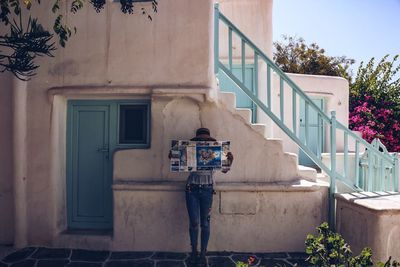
[97,146,110,160]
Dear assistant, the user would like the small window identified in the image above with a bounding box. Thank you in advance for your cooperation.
[119,103,150,147]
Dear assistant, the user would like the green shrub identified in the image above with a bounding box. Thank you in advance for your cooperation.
[305,222,373,266]
[306,222,400,267]
[235,256,256,267]
[378,257,400,267]
[237,223,399,267]
[235,261,249,267]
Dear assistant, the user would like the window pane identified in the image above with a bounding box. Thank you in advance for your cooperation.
[119,105,148,144]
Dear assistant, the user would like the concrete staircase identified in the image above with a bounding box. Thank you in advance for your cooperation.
[218,91,318,182]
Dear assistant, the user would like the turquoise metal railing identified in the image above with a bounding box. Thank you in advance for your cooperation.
[214,4,399,228]
[359,139,399,191]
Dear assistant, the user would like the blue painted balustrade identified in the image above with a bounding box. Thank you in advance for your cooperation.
[213,4,399,228]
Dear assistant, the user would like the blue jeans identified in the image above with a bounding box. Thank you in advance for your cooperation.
[185,184,214,253]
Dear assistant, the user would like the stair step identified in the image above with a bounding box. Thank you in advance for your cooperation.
[251,123,266,136]
[298,165,317,182]
[218,90,318,184]
[218,92,236,110]
[266,138,283,144]
[236,108,252,122]
[316,173,329,182]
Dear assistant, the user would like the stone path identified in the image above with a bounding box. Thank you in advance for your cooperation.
[0,247,311,267]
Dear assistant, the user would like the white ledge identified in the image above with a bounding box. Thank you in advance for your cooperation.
[47,86,212,102]
[112,179,327,192]
[336,192,400,213]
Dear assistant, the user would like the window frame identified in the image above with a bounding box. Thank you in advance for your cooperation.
[116,100,151,149]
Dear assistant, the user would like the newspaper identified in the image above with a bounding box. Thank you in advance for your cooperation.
[170,140,231,172]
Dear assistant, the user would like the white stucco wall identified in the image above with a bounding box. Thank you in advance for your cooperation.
[219,0,273,59]
[7,0,215,246]
[1,0,330,252]
[113,95,301,183]
[337,193,400,263]
[112,181,328,252]
[31,0,215,88]
[0,72,14,245]
[45,90,328,251]
[270,73,350,155]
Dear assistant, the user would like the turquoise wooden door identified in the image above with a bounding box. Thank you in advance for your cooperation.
[299,98,324,168]
[67,102,113,230]
[219,66,256,122]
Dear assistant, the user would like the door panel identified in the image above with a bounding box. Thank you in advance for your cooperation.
[67,103,112,229]
[299,98,324,168]
[219,66,256,122]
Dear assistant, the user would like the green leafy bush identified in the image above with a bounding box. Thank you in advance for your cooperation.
[305,222,373,266]
[235,256,256,267]
[378,257,400,267]
[235,261,249,267]
[273,35,354,82]
[306,223,400,267]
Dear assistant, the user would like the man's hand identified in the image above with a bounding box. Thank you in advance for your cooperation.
[221,152,234,173]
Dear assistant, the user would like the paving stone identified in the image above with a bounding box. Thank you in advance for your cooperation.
[37,259,70,267]
[256,252,288,259]
[10,259,36,267]
[0,245,16,260]
[67,262,103,267]
[208,256,235,267]
[32,248,71,259]
[0,247,309,267]
[105,260,154,267]
[207,251,233,256]
[185,257,197,267]
[259,258,291,267]
[70,249,109,262]
[110,251,153,260]
[287,252,308,259]
[156,260,185,267]
[288,258,312,267]
[151,252,187,260]
[3,248,37,263]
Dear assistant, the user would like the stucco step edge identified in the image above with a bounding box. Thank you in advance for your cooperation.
[235,108,252,122]
[265,138,283,143]
[112,180,328,192]
[218,91,236,109]
[251,123,266,136]
[297,165,318,182]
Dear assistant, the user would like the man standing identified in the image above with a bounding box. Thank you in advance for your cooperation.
[171,128,233,266]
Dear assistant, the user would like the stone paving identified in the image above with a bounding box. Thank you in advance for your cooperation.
[0,247,311,267]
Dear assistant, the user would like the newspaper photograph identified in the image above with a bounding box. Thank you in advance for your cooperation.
[170,140,231,172]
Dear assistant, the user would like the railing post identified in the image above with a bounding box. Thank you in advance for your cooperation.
[214,3,220,75]
[355,141,360,188]
[394,153,399,191]
[344,132,349,180]
[329,111,337,230]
